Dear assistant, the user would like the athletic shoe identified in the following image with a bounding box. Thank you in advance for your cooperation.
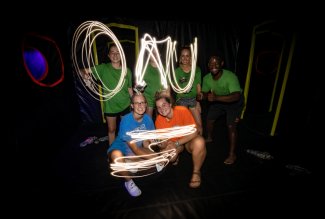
[80,136,97,147]
[124,179,141,197]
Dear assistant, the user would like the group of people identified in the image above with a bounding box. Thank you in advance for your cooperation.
[82,44,244,197]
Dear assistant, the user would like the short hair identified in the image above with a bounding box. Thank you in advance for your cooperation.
[208,55,224,66]
[131,92,147,104]
[108,43,117,52]
[154,91,175,107]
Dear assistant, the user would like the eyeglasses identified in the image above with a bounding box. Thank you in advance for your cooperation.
[133,102,147,106]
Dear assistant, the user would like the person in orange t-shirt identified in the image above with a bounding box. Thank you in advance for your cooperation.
[155,93,206,188]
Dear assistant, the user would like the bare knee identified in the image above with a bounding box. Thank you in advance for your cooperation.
[188,136,206,153]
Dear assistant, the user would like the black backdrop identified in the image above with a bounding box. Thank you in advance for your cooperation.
[12,14,320,170]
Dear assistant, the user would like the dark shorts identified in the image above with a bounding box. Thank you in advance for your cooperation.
[176,97,197,108]
[104,106,130,117]
[207,95,244,126]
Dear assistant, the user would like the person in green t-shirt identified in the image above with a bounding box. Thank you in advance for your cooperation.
[142,52,170,118]
[198,55,244,165]
[83,44,133,146]
[174,46,203,135]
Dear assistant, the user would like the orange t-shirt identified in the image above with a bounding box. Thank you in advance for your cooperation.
[155,106,196,141]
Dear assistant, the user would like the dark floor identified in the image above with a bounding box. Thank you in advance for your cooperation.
[15,117,316,218]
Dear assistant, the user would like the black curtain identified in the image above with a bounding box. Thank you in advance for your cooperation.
[70,17,242,124]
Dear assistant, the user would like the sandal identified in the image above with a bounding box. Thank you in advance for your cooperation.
[189,171,201,188]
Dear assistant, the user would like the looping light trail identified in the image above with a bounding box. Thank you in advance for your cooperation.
[168,37,198,93]
[134,34,198,94]
[71,21,127,101]
[110,149,176,178]
[127,124,196,143]
[110,125,197,178]
[134,33,175,91]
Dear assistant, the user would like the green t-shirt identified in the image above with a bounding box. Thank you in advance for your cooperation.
[202,69,241,95]
[174,66,201,99]
[92,63,132,113]
[143,64,165,107]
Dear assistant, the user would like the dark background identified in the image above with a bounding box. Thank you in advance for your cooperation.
[9,7,320,217]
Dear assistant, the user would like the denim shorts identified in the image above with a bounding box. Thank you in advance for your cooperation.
[176,97,196,108]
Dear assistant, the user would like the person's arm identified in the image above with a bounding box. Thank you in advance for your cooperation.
[79,68,92,79]
[178,131,197,146]
[197,91,208,101]
[164,130,197,153]
[196,83,202,94]
[142,140,153,149]
[78,68,93,86]
[208,91,241,103]
[127,141,155,156]
[127,69,134,97]
[128,87,134,97]
[195,83,202,113]
[164,140,184,154]
[197,73,206,101]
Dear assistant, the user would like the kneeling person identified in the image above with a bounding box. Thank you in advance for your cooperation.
[155,93,206,188]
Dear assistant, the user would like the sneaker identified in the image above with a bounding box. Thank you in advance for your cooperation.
[124,179,142,197]
[156,162,164,172]
[98,136,108,142]
[80,136,97,147]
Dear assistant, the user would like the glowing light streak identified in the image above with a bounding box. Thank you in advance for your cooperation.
[22,33,64,87]
[71,21,127,101]
[110,125,196,178]
[168,37,198,93]
[110,149,176,178]
[127,124,196,142]
[134,34,176,91]
[134,34,198,94]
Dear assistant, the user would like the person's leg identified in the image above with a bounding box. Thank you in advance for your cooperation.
[224,98,243,164]
[205,120,214,142]
[185,135,206,188]
[108,150,141,197]
[205,103,223,142]
[190,103,203,135]
[224,120,239,165]
[106,116,117,146]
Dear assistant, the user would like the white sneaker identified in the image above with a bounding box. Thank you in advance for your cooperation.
[124,179,142,197]
[156,162,164,172]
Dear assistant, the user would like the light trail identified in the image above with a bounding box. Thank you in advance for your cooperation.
[110,125,196,178]
[134,34,198,94]
[168,37,198,93]
[71,21,127,101]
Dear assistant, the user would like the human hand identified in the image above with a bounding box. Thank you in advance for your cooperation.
[166,141,177,150]
[207,91,215,102]
[196,93,203,101]
[196,101,201,113]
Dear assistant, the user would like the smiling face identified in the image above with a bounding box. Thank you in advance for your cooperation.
[208,56,224,76]
[155,97,172,117]
[108,45,121,64]
[131,94,147,115]
[180,47,191,66]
